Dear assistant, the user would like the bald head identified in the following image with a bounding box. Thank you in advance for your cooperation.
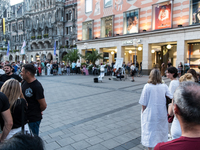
[174,82,200,124]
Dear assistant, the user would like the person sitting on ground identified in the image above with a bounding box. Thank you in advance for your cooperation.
[116,67,124,81]
[0,64,22,83]
[187,69,199,83]
[155,82,200,150]
[0,133,44,150]
[1,79,30,140]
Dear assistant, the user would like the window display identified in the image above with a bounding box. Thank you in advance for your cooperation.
[82,21,93,40]
[152,1,172,30]
[101,16,113,38]
[123,9,139,34]
[190,0,200,25]
[85,0,92,13]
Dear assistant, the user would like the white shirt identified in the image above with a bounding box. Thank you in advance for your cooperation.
[76,62,81,67]
[0,69,5,74]
[169,80,179,95]
[139,83,173,147]
[130,65,135,70]
[168,79,181,140]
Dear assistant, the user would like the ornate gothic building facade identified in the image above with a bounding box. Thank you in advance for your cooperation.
[0,0,77,62]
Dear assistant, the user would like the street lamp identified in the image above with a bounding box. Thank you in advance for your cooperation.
[84,43,88,54]
[133,39,139,65]
[84,43,88,63]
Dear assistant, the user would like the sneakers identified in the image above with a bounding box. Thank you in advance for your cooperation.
[131,80,135,82]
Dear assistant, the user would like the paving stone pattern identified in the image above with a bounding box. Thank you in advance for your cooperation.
[38,75,170,150]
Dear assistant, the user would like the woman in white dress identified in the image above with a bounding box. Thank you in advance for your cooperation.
[166,67,180,140]
[46,62,51,76]
[139,69,173,150]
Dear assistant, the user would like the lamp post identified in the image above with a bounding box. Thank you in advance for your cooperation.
[84,43,88,63]
[133,39,139,65]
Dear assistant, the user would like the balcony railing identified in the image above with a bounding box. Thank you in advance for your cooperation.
[65,0,77,6]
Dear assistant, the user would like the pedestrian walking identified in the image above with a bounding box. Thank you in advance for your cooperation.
[21,64,47,136]
[139,69,173,150]
[130,63,135,82]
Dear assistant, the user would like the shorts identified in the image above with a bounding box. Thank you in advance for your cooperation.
[53,69,57,73]
[131,70,135,76]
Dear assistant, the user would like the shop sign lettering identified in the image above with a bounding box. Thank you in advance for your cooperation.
[123,40,133,45]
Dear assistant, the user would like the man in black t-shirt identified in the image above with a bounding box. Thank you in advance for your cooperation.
[0,92,13,142]
[0,64,22,83]
[21,64,47,136]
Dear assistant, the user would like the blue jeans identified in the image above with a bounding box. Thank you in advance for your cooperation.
[28,121,41,136]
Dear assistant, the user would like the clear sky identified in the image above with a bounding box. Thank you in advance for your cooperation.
[10,0,23,6]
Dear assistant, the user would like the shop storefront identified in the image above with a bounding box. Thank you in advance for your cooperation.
[77,0,200,74]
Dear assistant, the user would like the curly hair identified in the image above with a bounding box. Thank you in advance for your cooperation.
[179,73,195,82]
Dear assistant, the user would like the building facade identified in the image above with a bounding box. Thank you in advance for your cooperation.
[0,0,77,63]
[77,0,200,74]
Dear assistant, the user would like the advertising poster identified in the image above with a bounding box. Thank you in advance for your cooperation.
[191,1,200,24]
[154,4,171,30]
[126,10,139,34]
[105,0,112,7]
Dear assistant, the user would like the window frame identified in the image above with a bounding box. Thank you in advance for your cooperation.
[85,0,93,14]
[151,0,173,31]
[123,8,140,35]
[82,20,94,40]
[104,0,112,8]
[100,15,114,38]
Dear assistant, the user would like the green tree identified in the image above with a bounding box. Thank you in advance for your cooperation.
[63,49,81,63]
[83,49,103,65]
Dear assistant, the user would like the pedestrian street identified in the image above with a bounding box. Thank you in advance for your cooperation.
[38,75,171,150]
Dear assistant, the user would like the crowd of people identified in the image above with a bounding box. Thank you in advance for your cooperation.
[0,61,47,149]
[139,63,200,150]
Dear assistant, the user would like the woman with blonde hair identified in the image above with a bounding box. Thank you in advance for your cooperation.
[1,79,30,139]
[179,73,195,82]
[139,69,173,150]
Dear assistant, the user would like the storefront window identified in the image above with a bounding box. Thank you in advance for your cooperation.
[123,9,139,34]
[190,0,200,25]
[85,0,92,13]
[152,1,172,30]
[101,16,113,38]
[82,21,93,40]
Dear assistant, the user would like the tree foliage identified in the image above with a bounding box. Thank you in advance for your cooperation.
[82,49,103,65]
[62,49,81,63]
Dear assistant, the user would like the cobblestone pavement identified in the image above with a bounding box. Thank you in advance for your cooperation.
[37,74,170,150]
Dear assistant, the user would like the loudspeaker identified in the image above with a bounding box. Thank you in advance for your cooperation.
[94,78,98,83]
